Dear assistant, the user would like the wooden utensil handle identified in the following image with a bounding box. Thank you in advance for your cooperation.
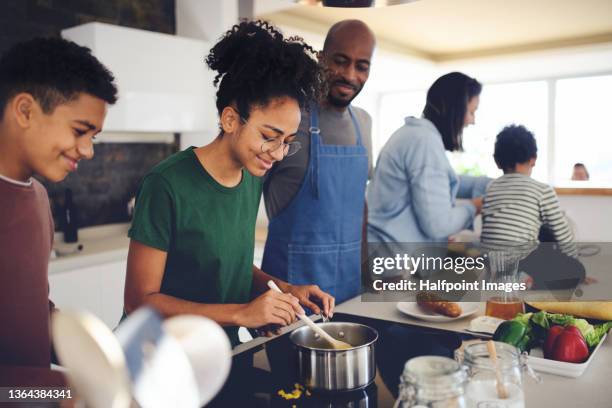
[487,340,509,399]
[266,280,338,344]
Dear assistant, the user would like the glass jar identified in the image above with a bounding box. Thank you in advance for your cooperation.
[397,356,467,408]
[455,342,527,408]
[483,243,536,320]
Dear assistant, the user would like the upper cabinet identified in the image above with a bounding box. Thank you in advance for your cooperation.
[62,23,217,134]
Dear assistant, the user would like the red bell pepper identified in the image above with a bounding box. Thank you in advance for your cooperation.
[543,325,564,359]
[544,325,590,363]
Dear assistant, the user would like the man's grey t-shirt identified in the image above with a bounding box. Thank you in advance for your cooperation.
[264,105,373,219]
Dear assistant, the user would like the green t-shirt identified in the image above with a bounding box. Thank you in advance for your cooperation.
[128,147,262,346]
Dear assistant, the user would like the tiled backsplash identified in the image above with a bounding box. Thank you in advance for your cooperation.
[41,141,179,229]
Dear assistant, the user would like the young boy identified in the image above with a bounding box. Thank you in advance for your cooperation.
[481,124,582,288]
[0,37,117,367]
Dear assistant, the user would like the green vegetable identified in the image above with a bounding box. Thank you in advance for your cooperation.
[512,311,612,349]
[528,311,550,345]
[530,311,549,329]
[493,320,530,351]
[513,312,533,326]
[573,319,594,341]
[585,322,612,348]
[515,332,534,352]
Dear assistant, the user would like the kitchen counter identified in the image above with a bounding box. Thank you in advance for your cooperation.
[335,297,612,407]
[49,223,130,275]
[224,296,612,407]
[49,223,269,275]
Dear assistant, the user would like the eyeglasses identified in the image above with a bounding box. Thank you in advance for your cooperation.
[261,138,301,157]
[229,107,302,157]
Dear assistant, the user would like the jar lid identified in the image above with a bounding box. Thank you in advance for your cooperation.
[463,341,520,370]
[402,356,466,388]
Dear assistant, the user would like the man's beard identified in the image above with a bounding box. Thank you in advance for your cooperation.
[328,93,355,108]
[327,81,362,108]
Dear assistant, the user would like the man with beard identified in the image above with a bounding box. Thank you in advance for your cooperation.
[262,20,376,309]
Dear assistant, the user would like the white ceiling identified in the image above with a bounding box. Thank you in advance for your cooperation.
[259,0,612,61]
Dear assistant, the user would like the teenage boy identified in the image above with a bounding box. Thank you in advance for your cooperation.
[481,124,583,288]
[0,37,117,367]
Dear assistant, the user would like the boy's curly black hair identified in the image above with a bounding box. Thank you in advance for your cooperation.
[0,37,117,117]
[494,124,538,172]
[206,20,324,128]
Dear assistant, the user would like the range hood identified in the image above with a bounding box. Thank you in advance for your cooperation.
[61,23,217,136]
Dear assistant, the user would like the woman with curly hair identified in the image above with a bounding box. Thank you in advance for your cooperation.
[123,20,333,347]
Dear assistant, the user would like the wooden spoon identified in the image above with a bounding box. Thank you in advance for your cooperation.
[267,281,352,350]
[487,340,508,399]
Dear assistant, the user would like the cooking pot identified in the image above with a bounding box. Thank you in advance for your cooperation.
[289,322,378,392]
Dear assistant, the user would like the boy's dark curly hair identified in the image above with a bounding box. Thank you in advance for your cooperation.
[206,20,323,128]
[0,37,117,117]
[494,124,538,172]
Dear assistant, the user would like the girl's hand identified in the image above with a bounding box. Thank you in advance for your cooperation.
[236,290,304,328]
[284,284,336,319]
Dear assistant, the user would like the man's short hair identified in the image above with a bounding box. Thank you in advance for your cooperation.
[494,124,538,171]
[0,37,117,116]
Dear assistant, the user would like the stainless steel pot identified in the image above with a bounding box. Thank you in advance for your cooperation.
[289,322,378,392]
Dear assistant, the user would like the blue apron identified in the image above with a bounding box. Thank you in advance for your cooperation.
[262,104,368,303]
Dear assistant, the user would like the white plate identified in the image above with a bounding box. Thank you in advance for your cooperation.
[526,332,608,378]
[396,301,480,322]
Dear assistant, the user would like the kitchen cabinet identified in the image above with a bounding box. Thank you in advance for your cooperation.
[49,260,126,330]
[62,23,216,134]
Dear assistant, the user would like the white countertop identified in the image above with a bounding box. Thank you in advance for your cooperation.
[335,296,612,408]
[49,223,269,275]
[49,223,131,275]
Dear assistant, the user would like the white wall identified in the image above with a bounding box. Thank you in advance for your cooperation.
[558,195,612,242]
[175,0,242,149]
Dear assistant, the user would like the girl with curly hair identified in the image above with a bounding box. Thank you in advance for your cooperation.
[123,20,332,346]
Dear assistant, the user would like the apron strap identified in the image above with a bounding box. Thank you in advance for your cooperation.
[309,103,321,200]
[348,106,364,146]
[308,104,362,200]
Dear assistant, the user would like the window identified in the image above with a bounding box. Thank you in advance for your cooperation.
[451,81,549,182]
[372,74,612,188]
[555,75,612,185]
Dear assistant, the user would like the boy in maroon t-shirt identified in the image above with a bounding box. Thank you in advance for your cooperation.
[0,37,117,367]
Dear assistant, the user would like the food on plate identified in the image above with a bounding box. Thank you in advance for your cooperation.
[492,320,531,352]
[544,325,589,363]
[543,325,564,358]
[492,311,612,361]
[527,301,612,321]
[416,292,462,317]
[528,311,612,348]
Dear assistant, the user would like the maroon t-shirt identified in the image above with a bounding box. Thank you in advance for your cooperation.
[0,176,53,367]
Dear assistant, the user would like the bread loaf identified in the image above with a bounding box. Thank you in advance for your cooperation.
[527,301,612,320]
[416,292,463,317]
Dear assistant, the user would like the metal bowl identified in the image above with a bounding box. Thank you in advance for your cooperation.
[289,322,378,392]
